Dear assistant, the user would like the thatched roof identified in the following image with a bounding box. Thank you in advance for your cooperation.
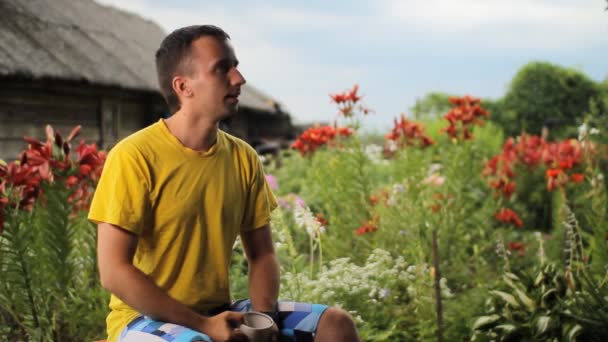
[0,0,285,113]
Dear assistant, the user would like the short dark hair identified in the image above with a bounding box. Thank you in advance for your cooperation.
[155,25,230,113]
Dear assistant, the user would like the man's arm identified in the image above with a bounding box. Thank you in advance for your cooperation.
[240,225,280,312]
[97,222,246,341]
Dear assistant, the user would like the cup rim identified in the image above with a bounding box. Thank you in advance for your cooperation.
[242,311,274,330]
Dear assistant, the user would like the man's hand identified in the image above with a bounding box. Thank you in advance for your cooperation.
[198,311,249,342]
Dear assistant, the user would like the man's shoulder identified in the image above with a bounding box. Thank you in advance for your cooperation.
[219,130,257,156]
[108,123,161,166]
[110,122,163,157]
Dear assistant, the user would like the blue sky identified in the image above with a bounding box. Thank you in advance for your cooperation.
[97,0,607,131]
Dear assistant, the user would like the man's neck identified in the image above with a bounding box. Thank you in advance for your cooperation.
[164,110,219,152]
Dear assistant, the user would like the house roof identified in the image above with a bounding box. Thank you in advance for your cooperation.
[0,0,285,113]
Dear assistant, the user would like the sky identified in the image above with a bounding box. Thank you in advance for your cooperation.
[96,0,608,131]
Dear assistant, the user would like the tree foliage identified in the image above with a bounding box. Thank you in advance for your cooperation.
[502,62,600,138]
[410,92,454,119]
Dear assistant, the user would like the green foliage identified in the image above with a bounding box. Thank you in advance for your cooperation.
[410,92,454,119]
[502,61,600,138]
[579,173,608,276]
[472,263,608,342]
[474,192,608,342]
[443,285,490,341]
[273,134,386,262]
[566,272,608,339]
[0,180,108,341]
[484,98,513,136]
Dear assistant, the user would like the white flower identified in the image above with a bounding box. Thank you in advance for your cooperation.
[578,123,599,141]
[379,288,391,299]
[578,123,588,135]
[364,144,384,164]
[392,183,406,194]
[293,203,325,238]
[428,163,442,176]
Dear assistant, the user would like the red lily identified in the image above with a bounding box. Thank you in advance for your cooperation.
[507,241,526,256]
[495,208,524,228]
[385,114,434,149]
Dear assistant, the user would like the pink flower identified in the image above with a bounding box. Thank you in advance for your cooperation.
[422,174,446,186]
[277,193,306,211]
[265,174,278,191]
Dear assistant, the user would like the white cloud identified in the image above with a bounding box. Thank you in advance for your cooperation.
[382,0,607,49]
[245,5,351,31]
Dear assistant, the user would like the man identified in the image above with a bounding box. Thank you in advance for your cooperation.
[89,25,359,342]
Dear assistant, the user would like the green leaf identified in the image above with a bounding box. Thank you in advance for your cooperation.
[566,324,583,342]
[494,323,517,333]
[514,288,536,310]
[472,314,501,330]
[534,270,545,286]
[541,288,557,308]
[490,290,520,308]
[536,315,553,336]
[503,273,520,290]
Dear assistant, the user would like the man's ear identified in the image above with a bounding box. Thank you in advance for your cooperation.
[172,75,193,98]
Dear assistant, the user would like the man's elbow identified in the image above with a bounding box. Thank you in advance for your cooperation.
[98,263,126,292]
[248,252,279,268]
[98,267,114,291]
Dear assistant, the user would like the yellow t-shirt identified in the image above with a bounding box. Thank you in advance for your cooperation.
[88,119,277,341]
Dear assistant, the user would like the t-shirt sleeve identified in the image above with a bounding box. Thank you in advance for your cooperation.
[241,156,278,232]
[87,145,151,235]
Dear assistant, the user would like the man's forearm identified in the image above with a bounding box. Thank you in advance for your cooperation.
[102,263,206,330]
[248,253,280,312]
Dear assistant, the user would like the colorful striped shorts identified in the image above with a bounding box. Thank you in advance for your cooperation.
[119,299,328,342]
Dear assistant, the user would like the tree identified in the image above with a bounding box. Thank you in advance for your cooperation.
[482,97,515,133]
[502,62,600,138]
[410,92,454,119]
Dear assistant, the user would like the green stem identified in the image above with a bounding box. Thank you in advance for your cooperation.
[318,234,323,270]
[309,236,314,279]
[18,243,40,331]
[432,229,444,342]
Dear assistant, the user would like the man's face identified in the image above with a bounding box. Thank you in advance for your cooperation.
[182,36,246,120]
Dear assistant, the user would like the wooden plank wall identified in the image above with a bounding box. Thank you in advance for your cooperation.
[0,79,167,161]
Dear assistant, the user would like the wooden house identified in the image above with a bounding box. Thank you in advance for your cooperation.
[0,0,295,160]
